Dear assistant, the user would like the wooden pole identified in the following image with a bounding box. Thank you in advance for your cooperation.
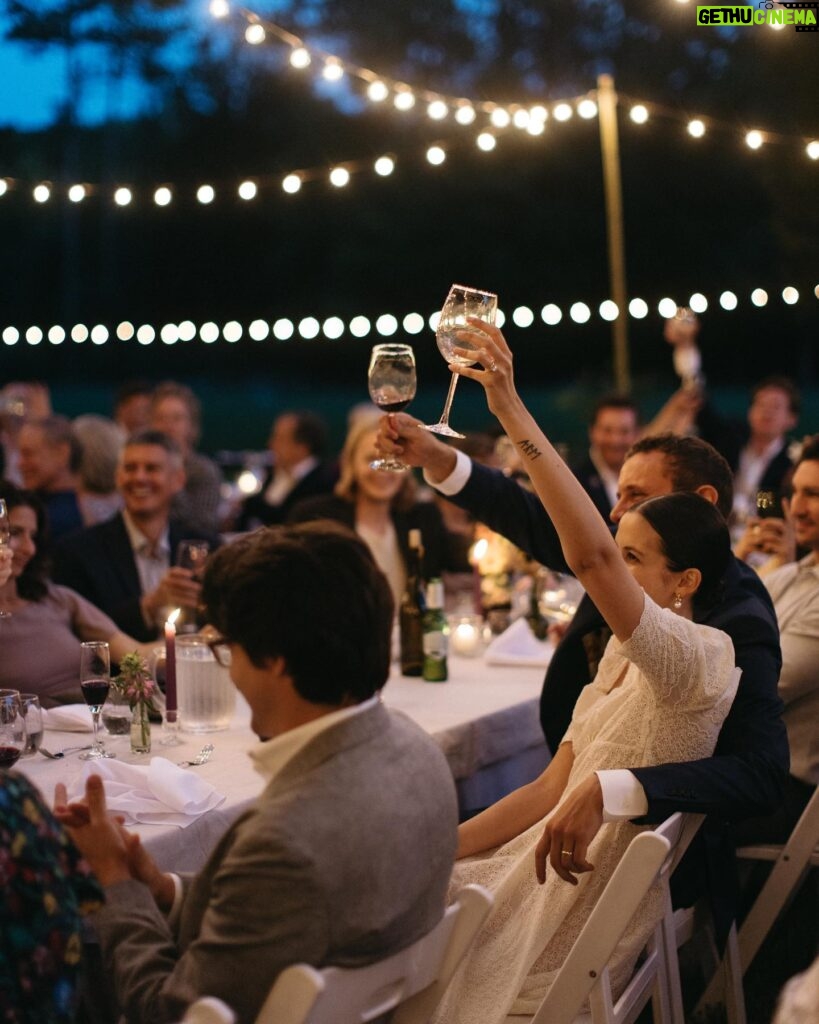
[596,74,630,394]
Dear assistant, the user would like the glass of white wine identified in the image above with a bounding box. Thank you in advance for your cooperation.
[368,343,417,471]
[424,284,498,439]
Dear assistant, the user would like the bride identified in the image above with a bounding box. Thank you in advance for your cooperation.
[421,321,740,1023]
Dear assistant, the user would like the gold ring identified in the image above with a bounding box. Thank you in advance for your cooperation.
[488,361,497,373]
[561,849,572,858]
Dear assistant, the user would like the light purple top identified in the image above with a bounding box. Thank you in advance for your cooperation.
[1,583,117,706]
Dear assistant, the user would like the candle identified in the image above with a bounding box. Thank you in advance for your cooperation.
[164,608,180,713]
[450,616,483,657]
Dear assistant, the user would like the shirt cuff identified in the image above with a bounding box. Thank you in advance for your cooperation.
[596,770,649,822]
[166,873,184,928]
[423,448,473,496]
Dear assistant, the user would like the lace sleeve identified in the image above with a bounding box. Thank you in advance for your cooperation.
[616,594,737,708]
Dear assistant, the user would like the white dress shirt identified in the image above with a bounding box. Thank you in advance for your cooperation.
[121,510,171,597]
[264,455,319,507]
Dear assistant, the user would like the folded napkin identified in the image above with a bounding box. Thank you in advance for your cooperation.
[43,704,94,732]
[484,617,555,668]
[67,757,225,828]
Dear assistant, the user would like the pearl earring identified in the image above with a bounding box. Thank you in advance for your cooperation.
[673,593,683,610]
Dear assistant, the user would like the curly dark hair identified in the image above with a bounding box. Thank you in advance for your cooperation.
[626,433,734,520]
[0,482,50,601]
[202,521,393,706]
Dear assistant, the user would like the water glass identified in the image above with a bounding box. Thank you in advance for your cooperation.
[19,693,43,756]
[0,692,26,768]
[176,635,236,733]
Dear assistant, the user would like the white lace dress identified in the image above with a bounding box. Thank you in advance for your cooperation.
[433,595,739,1024]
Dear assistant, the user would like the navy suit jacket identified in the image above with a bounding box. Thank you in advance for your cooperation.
[448,460,788,941]
[571,455,614,520]
[236,462,338,530]
[52,513,220,642]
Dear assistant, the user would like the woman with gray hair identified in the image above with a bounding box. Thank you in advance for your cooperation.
[73,414,124,526]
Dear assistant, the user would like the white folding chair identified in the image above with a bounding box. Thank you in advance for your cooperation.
[248,883,492,1024]
[697,784,819,1014]
[505,812,704,1024]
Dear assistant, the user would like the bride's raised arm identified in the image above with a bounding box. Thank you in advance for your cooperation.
[451,320,644,642]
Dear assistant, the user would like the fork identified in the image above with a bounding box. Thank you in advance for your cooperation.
[40,744,94,759]
[177,743,214,767]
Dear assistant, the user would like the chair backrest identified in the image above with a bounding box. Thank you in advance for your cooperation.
[526,813,704,1024]
[735,783,819,975]
[253,883,493,1024]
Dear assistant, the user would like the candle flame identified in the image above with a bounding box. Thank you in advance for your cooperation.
[168,608,181,626]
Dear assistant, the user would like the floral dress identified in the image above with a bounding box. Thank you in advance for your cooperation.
[0,772,104,1024]
[433,595,740,1024]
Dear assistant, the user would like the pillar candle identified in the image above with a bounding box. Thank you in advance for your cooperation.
[164,614,178,713]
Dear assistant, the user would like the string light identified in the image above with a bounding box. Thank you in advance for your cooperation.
[427,100,448,121]
[630,104,649,124]
[394,90,415,111]
[577,99,598,119]
[329,167,350,187]
[476,132,496,152]
[553,103,573,122]
[197,185,215,204]
[245,23,265,45]
[426,146,446,165]
[489,108,511,129]
[687,119,706,138]
[374,156,395,176]
[322,59,344,82]
[5,284,809,349]
[154,186,172,206]
[68,184,86,203]
[33,184,50,203]
[367,81,388,102]
[282,174,301,194]
[238,180,257,200]
[807,141,819,160]
[745,130,764,150]
[114,187,132,206]
[290,47,311,69]
[455,105,476,125]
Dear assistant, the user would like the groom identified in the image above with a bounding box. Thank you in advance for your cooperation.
[56,522,458,1024]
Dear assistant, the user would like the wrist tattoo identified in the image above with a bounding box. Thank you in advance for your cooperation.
[517,439,542,461]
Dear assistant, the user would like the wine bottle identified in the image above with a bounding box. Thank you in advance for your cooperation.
[399,529,425,677]
[422,578,449,683]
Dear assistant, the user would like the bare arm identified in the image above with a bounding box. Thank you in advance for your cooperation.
[108,631,159,666]
[451,322,645,642]
[457,743,574,858]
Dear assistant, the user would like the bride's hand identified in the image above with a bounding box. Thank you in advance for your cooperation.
[448,319,520,419]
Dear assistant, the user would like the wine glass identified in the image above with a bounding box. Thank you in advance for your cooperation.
[367,343,417,472]
[176,540,211,631]
[0,691,26,769]
[79,641,114,760]
[424,284,498,439]
[0,498,10,620]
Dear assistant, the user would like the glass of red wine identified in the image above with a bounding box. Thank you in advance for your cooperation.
[367,343,417,472]
[79,641,115,760]
[0,690,26,769]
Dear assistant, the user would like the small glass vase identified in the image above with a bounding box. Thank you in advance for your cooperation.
[130,703,152,754]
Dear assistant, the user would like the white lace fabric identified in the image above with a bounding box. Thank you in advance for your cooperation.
[433,595,739,1024]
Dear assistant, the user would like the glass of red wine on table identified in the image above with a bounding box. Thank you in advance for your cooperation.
[79,641,115,761]
[0,690,26,768]
[368,343,417,472]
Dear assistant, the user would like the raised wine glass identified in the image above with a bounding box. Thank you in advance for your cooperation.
[0,691,26,769]
[79,641,115,760]
[367,343,417,472]
[424,284,498,439]
[176,539,211,632]
[0,498,10,620]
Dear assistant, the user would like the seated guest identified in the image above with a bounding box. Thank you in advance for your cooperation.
[734,437,819,845]
[150,381,222,536]
[774,955,819,1024]
[236,410,337,529]
[419,321,739,1023]
[0,380,52,486]
[0,772,104,1024]
[113,379,153,437]
[55,521,458,1024]
[289,411,468,608]
[17,415,83,541]
[0,483,155,705]
[572,394,640,520]
[72,414,124,526]
[53,431,220,642]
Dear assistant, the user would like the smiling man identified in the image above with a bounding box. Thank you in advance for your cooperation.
[52,430,219,640]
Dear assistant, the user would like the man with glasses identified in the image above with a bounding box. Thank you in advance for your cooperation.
[56,522,458,1024]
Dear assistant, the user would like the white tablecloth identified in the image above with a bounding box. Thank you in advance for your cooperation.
[17,653,549,872]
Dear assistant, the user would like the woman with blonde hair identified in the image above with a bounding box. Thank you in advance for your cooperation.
[289,410,465,608]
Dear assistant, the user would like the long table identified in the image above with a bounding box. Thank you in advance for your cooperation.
[17,654,550,872]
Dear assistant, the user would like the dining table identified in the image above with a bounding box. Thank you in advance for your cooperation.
[15,649,551,874]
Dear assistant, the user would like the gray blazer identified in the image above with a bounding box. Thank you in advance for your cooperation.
[92,701,458,1024]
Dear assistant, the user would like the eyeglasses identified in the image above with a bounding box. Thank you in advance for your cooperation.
[206,636,232,668]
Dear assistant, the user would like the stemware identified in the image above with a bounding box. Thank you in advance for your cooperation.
[19,693,43,756]
[424,284,498,439]
[0,498,10,620]
[176,540,211,632]
[0,691,26,768]
[367,343,418,472]
[79,641,114,760]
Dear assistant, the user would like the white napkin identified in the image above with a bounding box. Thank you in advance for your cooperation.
[67,756,225,828]
[484,617,555,668]
[43,704,94,732]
